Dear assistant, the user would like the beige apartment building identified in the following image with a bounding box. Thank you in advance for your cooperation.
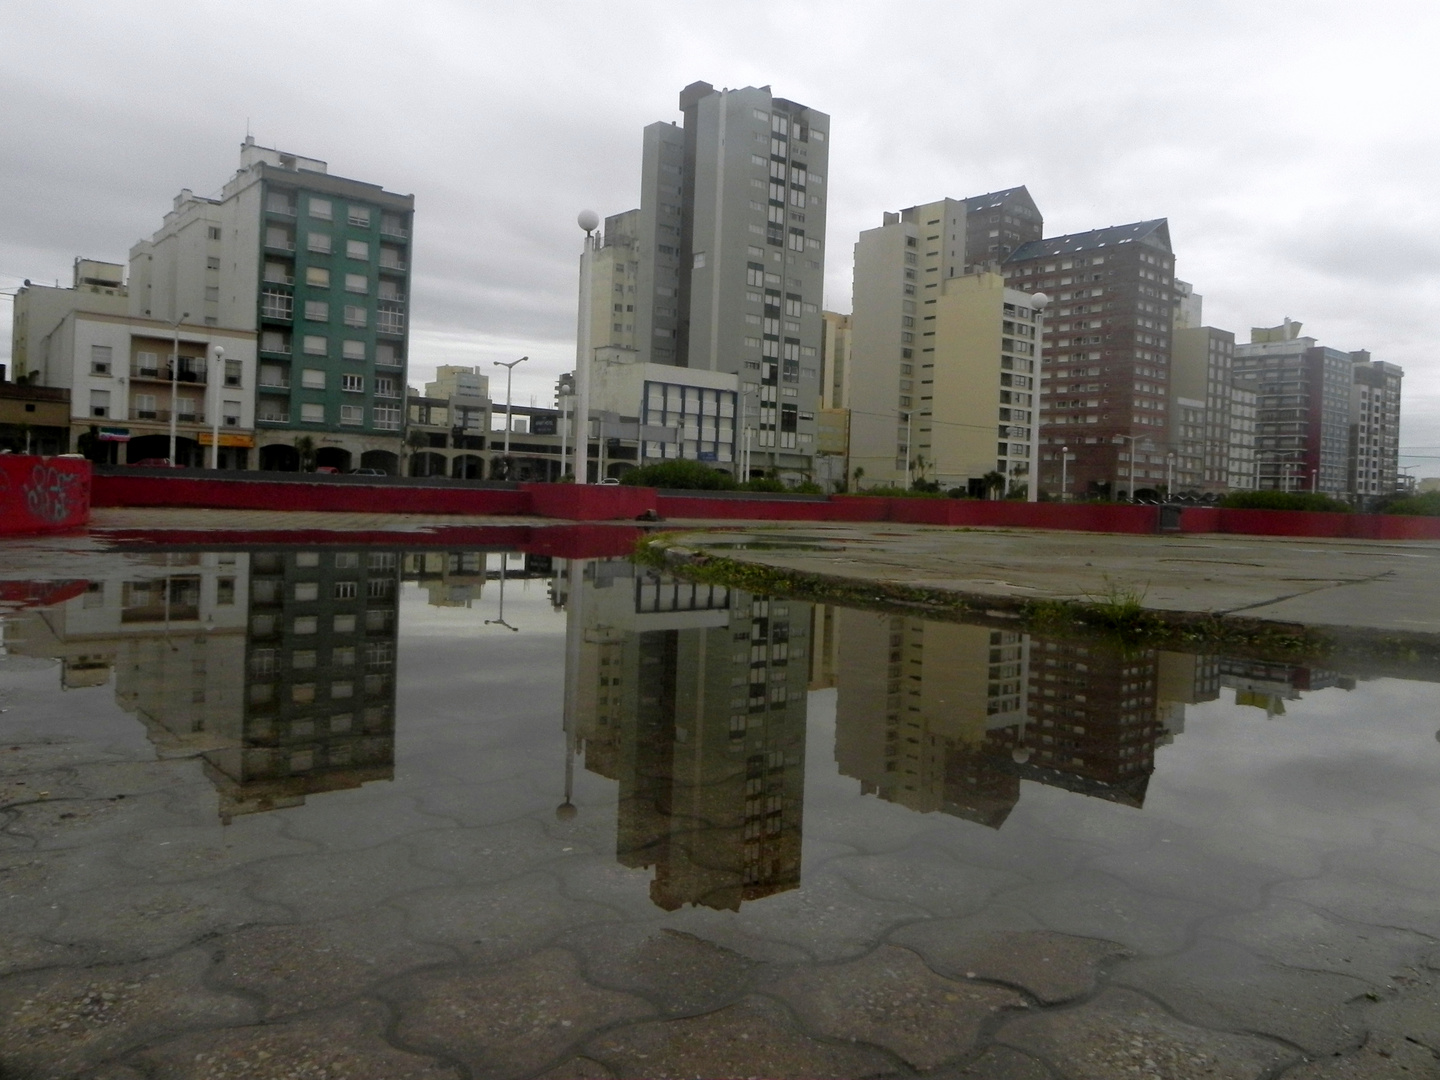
[849,192,1044,494]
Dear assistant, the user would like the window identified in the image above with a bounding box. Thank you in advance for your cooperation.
[223,400,241,426]
[261,289,294,319]
[300,402,325,423]
[342,340,366,361]
[303,335,327,356]
[340,404,363,426]
[224,359,242,386]
[373,404,401,430]
[301,369,326,389]
[307,232,332,254]
[90,345,113,375]
[134,393,156,417]
[293,615,318,635]
[374,376,397,398]
[346,240,369,260]
[207,226,222,241]
[304,300,329,322]
[344,272,367,294]
[342,373,363,393]
[309,197,332,221]
[305,266,330,287]
[376,343,401,366]
[89,389,110,417]
[206,256,221,271]
[347,206,371,227]
[343,305,366,327]
[263,261,293,284]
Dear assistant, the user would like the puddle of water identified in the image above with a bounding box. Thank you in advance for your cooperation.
[2,541,1439,1076]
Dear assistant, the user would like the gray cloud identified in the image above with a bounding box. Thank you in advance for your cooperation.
[3,0,1437,438]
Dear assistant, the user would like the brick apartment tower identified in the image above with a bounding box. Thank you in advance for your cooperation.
[1005,220,1177,499]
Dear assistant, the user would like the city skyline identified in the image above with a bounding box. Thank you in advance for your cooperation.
[2,3,1436,476]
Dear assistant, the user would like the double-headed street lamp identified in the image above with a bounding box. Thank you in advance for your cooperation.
[209,345,225,469]
[493,355,529,459]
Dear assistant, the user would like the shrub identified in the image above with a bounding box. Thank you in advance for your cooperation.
[620,459,737,490]
[1218,490,1351,513]
[1378,491,1440,516]
[739,476,786,492]
[851,485,947,499]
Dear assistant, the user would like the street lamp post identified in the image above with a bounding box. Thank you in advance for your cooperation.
[1026,293,1048,502]
[902,410,913,488]
[1060,445,1069,503]
[1114,433,1149,501]
[209,345,225,469]
[558,380,571,478]
[573,210,600,484]
[493,355,528,459]
[1166,452,1175,498]
[167,312,190,465]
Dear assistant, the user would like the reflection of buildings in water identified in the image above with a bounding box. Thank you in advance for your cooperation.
[6,553,250,756]
[831,609,1232,824]
[570,559,808,911]
[10,549,403,821]
[1219,657,1356,718]
[401,551,554,609]
[833,610,1028,826]
[808,603,839,691]
[218,549,401,821]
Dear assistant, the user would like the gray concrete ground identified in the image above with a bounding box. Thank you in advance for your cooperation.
[654,523,1440,642]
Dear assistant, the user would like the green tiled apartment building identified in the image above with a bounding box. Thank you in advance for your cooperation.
[130,139,414,472]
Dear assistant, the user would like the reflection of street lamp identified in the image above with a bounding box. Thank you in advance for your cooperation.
[1060,444,1069,503]
[493,356,528,459]
[1166,452,1175,497]
[484,553,520,632]
[902,410,913,488]
[168,312,190,465]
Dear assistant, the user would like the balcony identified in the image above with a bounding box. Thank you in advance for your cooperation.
[130,360,208,383]
[258,378,291,391]
[378,255,408,272]
[257,412,291,425]
[129,409,207,424]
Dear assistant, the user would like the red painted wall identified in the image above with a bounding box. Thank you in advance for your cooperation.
[92,474,529,516]
[523,483,657,521]
[0,455,91,536]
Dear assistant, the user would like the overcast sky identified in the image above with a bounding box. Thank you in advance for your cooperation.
[3,1,1437,474]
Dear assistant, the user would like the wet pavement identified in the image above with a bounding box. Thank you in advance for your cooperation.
[0,533,1438,1078]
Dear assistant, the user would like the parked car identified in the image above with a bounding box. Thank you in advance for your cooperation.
[599,477,621,485]
[349,467,388,476]
[132,458,179,467]
[314,466,340,474]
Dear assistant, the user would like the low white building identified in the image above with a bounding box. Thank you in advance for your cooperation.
[29,312,257,466]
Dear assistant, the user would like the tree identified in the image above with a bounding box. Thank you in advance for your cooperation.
[852,466,866,490]
[293,435,316,472]
[981,470,1006,500]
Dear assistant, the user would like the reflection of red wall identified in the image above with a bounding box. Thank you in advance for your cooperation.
[93,474,528,515]
[0,456,91,536]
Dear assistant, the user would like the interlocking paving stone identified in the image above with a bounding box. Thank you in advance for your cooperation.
[391,948,652,1078]
[556,923,758,1014]
[1113,938,1371,1056]
[585,994,894,1079]
[533,1056,618,1079]
[211,909,456,1018]
[1003,868,1220,954]
[1208,899,1438,988]
[130,999,460,1079]
[930,1045,1056,1079]
[1280,1032,1440,1079]
[999,986,1297,1079]
[763,943,1027,1070]
[0,947,254,1078]
[889,924,1130,1004]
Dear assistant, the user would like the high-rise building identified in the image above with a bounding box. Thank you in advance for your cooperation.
[129,138,414,473]
[849,192,1045,491]
[819,310,851,410]
[1349,354,1403,501]
[592,82,831,479]
[1233,319,1359,496]
[1172,324,1256,493]
[1006,219,1177,500]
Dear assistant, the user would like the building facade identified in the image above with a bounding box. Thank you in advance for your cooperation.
[591,82,831,480]
[129,139,414,473]
[1233,319,1358,496]
[850,191,1043,491]
[1007,219,1177,500]
[1349,355,1403,502]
